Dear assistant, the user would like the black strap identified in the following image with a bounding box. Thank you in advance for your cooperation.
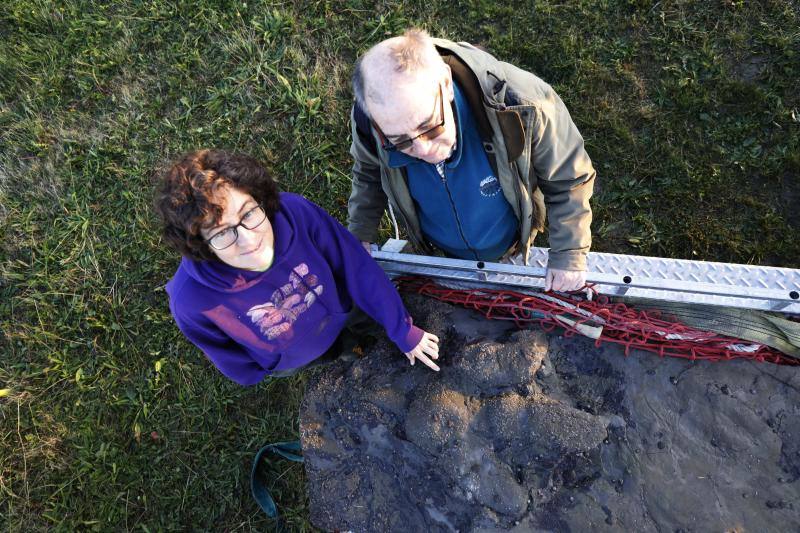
[439,47,526,163]
[439,50,494,143]
[353,102,378,154]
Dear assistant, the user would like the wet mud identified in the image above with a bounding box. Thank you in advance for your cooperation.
[300,295,800,532]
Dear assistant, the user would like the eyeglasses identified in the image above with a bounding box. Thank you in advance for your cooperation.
[373,84,446,152]
[205,205,267,250]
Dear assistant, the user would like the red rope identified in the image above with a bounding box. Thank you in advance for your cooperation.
[398,276,799,366]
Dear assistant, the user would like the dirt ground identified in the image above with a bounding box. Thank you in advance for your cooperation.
[300,295,800,532]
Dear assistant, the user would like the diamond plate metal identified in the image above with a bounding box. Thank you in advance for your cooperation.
[373,243,800,314]
[528,248,799,292]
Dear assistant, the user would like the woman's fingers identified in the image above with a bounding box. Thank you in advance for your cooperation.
[424,333,440,358]
[414,351,440,372]
[405,332,441,370]
[425,340,439,359]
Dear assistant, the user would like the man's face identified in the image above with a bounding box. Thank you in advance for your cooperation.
[200,185,275,271]
[368,68,457,164]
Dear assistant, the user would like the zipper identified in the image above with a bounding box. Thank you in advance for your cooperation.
[440,166,479,260]
[482,89,506,111]
[510,160,525,225]
[510,159,535,265]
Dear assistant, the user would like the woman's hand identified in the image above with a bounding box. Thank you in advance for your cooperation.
[404,331,440,372]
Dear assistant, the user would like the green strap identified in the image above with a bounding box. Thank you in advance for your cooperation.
[632,299,800,360]
[250,440,304,521]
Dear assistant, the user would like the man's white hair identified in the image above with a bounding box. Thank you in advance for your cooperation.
[353,28,446,116]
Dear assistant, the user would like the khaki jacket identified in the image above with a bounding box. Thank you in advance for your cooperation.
[347,38,595,270]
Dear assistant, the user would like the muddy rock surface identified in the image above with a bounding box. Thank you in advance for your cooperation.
[299,295,800,532]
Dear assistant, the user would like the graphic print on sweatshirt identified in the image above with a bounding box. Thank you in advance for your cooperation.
[246,263,324,341]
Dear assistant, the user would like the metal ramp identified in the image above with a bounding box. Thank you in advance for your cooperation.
[373,240,800,315]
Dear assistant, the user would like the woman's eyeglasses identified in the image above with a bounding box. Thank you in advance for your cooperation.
[205,205,267,250]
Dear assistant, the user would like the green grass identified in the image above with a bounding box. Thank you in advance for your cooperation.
[1,0,798,530]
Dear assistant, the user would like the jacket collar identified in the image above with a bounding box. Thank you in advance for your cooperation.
[435,42,525,162]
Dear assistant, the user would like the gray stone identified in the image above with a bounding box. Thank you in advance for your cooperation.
[300,295,800,532]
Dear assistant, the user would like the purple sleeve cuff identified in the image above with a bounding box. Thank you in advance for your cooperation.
[394,324,425,354]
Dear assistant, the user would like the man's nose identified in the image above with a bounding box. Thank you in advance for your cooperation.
[409,136,434,155]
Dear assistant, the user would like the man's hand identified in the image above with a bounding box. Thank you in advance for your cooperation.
[404,331,440,372]
[545,268,586,292]
[361,241,374,254]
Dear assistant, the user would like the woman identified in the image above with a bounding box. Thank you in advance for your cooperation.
[155,149,439,385]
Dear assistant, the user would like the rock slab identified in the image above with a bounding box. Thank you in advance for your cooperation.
[300,295,800,532]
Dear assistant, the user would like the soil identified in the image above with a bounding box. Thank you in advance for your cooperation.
[300,295,800,532]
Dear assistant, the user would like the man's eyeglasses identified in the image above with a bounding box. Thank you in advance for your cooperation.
[373,84,446,152]
[205,205,267,250]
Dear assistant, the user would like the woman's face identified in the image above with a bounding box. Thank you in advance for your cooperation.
[200,186,275,271]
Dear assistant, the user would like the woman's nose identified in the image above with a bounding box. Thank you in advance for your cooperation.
[237,226,259,246]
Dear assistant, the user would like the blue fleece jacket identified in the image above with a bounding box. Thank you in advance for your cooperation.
[388,82,518,261]
[166,193,423,386]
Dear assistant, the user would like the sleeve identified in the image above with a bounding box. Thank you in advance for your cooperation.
[528,85,596,271]
[306,198,424,354]
[171,303,268,386]
[346,106,389,243]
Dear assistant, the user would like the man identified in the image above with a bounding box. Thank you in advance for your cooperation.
[347,29,596,292]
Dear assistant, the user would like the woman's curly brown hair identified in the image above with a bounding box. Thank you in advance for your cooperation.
[155,149,280,261]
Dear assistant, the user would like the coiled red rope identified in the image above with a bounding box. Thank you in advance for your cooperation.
[397,276,799,365]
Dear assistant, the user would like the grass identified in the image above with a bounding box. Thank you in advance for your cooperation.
[1,0,798,530]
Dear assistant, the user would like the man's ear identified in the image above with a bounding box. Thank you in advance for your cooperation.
[442,64,455,102]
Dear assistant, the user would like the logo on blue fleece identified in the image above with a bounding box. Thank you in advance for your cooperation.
[479,175,502,197]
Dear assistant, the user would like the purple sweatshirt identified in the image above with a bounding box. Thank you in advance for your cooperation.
[166,192,423,385]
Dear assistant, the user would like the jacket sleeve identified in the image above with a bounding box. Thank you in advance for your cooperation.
[528,85,595,271]
[171,305,268,386]
[306,198,424,354]
[347,106,389,243]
